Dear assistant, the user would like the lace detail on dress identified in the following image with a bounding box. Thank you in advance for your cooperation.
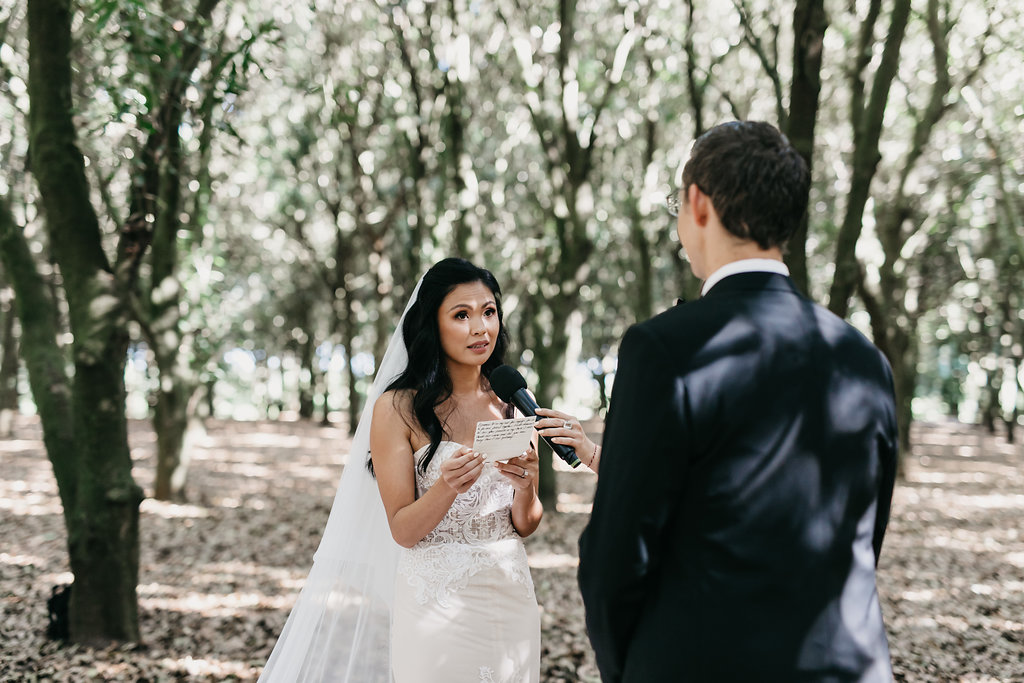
[397,442,535,608]
[479,663,525,682]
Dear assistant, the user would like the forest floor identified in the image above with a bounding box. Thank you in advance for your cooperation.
[1,415,1022,682]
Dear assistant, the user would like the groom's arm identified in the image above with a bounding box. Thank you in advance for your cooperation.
[578,324,684,682]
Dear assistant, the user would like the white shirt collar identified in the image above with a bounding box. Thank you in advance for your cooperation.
[700,259,790,297]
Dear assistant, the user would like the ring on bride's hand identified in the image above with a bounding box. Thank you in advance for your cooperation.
[563,420,572,430]
[520,468,527,478]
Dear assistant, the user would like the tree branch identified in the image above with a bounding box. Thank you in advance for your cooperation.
[733,0,786,127]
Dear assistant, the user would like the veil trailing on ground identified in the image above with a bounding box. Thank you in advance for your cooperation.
[258,277,423,682]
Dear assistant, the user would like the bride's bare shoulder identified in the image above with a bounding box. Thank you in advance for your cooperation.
[372,390,426,453]
[381,388,414,408]
[373,389,414,424]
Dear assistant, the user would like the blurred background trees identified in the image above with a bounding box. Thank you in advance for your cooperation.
[1,0,1022,645]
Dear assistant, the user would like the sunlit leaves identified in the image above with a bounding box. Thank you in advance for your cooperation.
[5,0,1023,431]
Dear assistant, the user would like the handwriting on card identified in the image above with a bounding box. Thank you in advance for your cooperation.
[473,417,537,462]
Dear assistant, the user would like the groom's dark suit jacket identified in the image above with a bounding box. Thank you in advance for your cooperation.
[579,272,898,682]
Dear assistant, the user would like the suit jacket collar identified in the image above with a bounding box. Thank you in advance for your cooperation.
[699,271,801,300]
[701,258,790,296]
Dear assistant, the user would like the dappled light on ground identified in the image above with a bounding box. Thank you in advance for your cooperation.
[878,420,1024,680]
[528,551,579,570]
[139,587,296,616]
[140,499,210,519]
[555,491,594,515]
[1,415,1022,681]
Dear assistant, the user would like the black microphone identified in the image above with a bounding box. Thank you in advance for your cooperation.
[489,365,582,469]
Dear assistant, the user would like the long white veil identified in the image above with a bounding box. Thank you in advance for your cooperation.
[258,277,423,682]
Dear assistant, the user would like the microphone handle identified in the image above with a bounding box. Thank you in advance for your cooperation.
[510,389,582,469]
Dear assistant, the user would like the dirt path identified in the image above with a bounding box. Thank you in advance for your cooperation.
[1,416,1021,681]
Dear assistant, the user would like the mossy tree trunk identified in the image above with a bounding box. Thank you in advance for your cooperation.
[13,0,148,644]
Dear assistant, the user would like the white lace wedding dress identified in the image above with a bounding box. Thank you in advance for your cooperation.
[391,441,540,683]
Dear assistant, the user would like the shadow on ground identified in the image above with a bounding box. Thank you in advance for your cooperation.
[1,416,1021,681]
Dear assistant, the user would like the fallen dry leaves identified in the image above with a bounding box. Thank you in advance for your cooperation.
[1,416,1022,681]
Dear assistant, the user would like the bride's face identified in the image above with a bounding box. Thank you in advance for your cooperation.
[437,281,500,368]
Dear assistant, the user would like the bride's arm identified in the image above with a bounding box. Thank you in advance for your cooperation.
[370,391,484,548]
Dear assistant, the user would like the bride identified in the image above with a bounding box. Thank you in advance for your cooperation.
[259,258,542,682]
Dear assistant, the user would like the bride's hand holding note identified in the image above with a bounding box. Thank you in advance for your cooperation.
[495,443,539,490]
[439,446,485,494]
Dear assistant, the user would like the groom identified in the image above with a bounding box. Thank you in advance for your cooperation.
[578,121,898,682]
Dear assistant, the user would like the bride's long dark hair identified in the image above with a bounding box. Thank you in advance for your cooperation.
[373,258,510,473]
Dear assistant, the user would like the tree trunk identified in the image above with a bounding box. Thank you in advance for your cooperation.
[629,114,657,323]
[442,23,471,257]
[530,289,579,508]
[888,329,916,475]
[981,368,1001,435]
[0,291,18,435]
[0,196,76,499]
[828,0,912,318]
[683,0,706,139]
[136,0,221,502]
[339,289,361,436]
[783,0,827,295]
[25,0,144,645]
[319,361,333,425]
[298,330,316,420]
[532,346,562,509]
[65,357,142,645]
[153,382,197,501]
[1006,401,1017,444]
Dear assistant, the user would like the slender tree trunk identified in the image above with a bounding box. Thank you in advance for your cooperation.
[298,330,316,420]
[828,0,912,318]
[683,0,706,138]
[629,113,657,323]
[783,0,827,294]
[153,382,195,501]
[205,378,216,418]
[889,329,916,474]
[628,206,654,322]
[319,361,332,425]
[340,290,361,436]
[593,369,608,414]
[0,293,18,435]
[442,22,471,257]
[25,0,144,645]
[1005,384,1017,444]
[140,0,221,502]
[530,280,583,508]
[981,369,1002,435]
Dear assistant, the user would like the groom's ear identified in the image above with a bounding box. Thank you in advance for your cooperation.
[688,184,711,228]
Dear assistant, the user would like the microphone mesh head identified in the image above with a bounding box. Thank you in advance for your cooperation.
[488,365,527,402]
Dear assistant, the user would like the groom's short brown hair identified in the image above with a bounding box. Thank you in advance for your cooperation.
[682,121,809,250]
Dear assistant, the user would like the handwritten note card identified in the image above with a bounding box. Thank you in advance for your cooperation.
[473,416,537,462]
